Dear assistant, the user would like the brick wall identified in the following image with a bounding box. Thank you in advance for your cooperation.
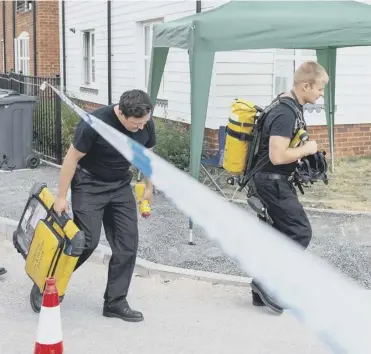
[308,124,371,158]
[36,1,60,76]
[0,1,59,76]
[3,1,13,72]
[78,100,104,112]
[69,99,371,159]
[204,124,371,159]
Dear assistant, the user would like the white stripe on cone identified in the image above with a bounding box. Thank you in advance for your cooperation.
[35,306,63,345]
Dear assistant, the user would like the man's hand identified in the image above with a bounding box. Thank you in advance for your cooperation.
[302,140,318,155]
[141,183,153,204]
[54,196,68,215]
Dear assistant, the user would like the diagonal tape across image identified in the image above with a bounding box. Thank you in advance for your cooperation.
[40,81,371,354]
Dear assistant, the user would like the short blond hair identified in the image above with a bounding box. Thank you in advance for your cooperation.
[293,61,328,86]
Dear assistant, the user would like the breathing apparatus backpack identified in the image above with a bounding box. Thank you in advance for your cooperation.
[222,99,262,175]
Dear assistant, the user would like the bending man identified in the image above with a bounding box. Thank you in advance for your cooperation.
[53,89,155,322]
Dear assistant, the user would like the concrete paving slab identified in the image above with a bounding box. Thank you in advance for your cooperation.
[0,240,331,354]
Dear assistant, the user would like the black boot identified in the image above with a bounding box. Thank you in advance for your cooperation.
[250,280,284,314]
[252,290,266,307]
[0,267,6,276]
[103,298,144,323]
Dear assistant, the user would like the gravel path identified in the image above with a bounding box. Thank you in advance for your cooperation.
[1,164,371,289]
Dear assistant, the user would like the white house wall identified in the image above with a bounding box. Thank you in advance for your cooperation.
[63,0,108,105]
[61,0,371,129]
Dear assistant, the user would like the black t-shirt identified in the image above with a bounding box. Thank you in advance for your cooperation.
[73,104,156,183]
[255,97,303,175]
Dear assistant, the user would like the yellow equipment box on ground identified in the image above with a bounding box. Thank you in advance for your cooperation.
[13,182,85,310]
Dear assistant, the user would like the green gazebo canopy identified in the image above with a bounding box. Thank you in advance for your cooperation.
[148,0,371,178]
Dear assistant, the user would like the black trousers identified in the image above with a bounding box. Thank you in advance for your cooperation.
[71,168,139,306]
[253,173,312,249]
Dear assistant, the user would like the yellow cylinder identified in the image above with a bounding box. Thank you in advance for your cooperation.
[289,129,309,148]
[222,99,257,174]
[134,183,151,218]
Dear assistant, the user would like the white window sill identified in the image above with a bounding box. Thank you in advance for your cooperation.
[79,84,99,95]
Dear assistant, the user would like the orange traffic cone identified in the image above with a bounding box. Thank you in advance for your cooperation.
[34,277,64,354]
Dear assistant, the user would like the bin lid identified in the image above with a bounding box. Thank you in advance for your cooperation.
[0,90,38,105]
[0,89,19,98]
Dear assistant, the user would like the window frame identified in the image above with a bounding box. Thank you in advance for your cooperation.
[14,31,30,75]
[16,0,33,13]
[273,49,318,98]
[81,29,96,87]
[142,19,164,95]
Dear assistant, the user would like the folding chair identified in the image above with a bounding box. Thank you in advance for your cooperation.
[200,126,230,200]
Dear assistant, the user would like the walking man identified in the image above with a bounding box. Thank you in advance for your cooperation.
[250,61,329,314]
[54,89,156,322]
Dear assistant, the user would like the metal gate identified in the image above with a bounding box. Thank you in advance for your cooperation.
[0,72,62,164]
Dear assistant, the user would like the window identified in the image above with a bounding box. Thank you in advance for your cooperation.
[16,1,33,12]
[14,32,30,75]
[274,49,317,97]
[82,30,95,85]
[142,20,164,93]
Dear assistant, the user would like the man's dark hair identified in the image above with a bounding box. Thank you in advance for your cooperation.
[119,89,153,118]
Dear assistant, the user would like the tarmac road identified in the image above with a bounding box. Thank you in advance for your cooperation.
[0,240,331,354]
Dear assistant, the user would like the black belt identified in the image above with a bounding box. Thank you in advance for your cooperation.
[255,173,291,181]
[76,165,95,178]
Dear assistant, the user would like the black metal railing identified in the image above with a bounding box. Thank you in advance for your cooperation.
[0,72,62,164]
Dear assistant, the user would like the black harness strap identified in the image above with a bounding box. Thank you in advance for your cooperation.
[226,127,254,142]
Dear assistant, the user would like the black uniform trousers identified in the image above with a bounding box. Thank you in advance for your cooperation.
[71,168,138,306]
[253,173,312,249]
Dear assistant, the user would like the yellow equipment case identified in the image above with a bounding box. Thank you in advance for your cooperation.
[13,182,85,311]
[222,98,258,175]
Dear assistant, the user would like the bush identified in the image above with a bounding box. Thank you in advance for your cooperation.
[153,117,190,171]
[59,107,191,171]
[61,103,81,155]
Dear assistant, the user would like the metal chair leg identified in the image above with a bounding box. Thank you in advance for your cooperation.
[200,165,229,200]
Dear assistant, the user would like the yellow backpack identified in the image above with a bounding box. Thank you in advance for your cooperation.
[222,99,257,174]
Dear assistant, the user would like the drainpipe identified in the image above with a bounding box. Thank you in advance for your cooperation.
[196,0,201,13]
[61,0,66,91]
[12,0,15,70]
[107,0,112,104]
[32,0,37,75]
[2,0,6,72]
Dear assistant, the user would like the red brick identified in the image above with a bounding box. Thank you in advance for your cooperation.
[0,1,59,75]
[75,105,371,160]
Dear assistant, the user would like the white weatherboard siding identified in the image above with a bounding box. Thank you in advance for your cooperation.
[62,1,371,129]
[110,0,196,119]
[63,0,108,105]
[110,0,229,123]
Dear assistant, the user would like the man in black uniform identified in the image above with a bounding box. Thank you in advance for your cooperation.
[54,89,155,322]
[250,61,329,314]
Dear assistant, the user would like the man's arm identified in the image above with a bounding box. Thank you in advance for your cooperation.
[141,147,154,203]
[141,119,156,202]
[269,136,317,165]
[57,144,86,200]
[268,113,317,165]
[54,119,97,213]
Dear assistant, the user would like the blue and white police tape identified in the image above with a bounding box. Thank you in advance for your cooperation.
[41,81,371,353]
